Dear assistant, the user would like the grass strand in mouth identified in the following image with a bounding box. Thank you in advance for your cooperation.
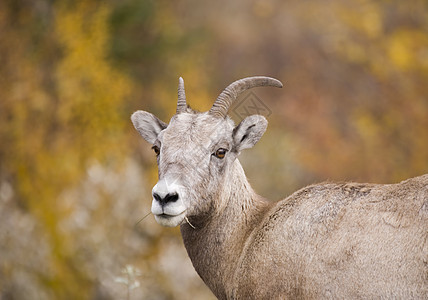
[184,215,196,229]
[134,211,152,228]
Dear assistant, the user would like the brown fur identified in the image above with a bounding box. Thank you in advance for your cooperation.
[131,77,428,299]
[181,163,428,299]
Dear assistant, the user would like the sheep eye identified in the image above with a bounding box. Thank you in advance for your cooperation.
[152,145,160,156]
[214,148,227,159]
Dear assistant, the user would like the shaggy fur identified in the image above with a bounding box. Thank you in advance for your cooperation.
[131,77,428,299]
[180,164,427,299]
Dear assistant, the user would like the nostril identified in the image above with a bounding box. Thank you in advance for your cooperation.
[164,193,179,203]
[153,192,162,203]
[153,192,179,205]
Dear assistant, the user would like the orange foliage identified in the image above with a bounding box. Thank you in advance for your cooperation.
[1,0,427,298]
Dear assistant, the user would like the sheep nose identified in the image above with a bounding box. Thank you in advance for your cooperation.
[153,192,179,206]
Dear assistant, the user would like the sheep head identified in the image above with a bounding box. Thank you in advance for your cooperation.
[131,76,282,227]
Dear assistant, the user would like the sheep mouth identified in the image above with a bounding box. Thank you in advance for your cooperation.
[158,213,176,219]
[156,210,186,218]
[154,212,186,227]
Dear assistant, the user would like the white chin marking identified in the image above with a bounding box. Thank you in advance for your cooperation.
[154,213,185,227]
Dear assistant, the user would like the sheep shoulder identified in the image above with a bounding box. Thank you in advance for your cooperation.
[233,174,428,299]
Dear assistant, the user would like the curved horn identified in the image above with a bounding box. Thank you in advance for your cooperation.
[176,77,187,114]
[209,76,283,118]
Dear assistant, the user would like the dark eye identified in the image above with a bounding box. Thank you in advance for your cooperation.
[213,148,227,159]
[151,145,160,156]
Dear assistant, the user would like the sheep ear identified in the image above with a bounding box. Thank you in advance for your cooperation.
[232,115,268,152]
[131,111,167,144]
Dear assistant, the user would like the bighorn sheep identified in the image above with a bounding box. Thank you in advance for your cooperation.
[131,76,428,299]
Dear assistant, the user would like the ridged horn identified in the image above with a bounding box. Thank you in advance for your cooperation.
[176,77,187,114]
[209,76,283,118]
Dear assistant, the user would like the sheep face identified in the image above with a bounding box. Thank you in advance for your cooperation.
[131,76,280,227]
[131,110,267,227]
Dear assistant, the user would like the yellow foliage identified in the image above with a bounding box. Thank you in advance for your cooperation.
[1,0,428,298]
[0,1,133,297]
[387,29,428,71]
[55,2,132,160]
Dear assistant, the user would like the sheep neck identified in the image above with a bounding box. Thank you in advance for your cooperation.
[180,160,271,299]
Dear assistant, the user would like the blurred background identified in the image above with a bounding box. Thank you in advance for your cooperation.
[0,0,427,299]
